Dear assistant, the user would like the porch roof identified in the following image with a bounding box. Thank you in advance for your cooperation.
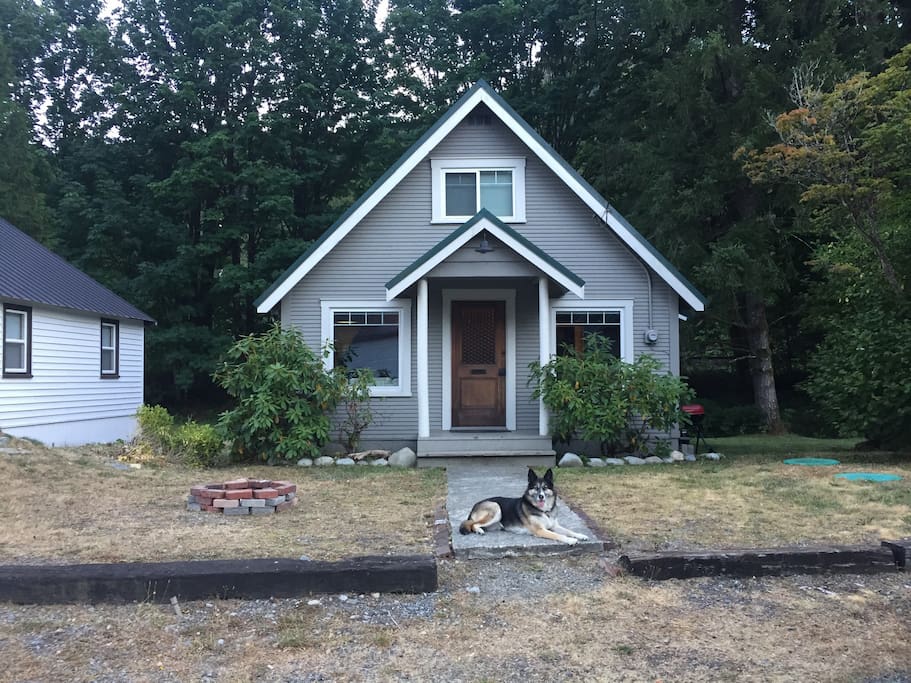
[385,210,585,300]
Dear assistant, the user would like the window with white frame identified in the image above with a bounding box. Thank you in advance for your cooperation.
[552,301,634,363]
[431,158,526,223]
[320,301,412,397]
[101,319,119,378]
[2,304,31,378]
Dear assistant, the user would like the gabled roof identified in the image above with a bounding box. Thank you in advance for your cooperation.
[386,210,584,299]
[0,217,155,323]
[255,80,706,313]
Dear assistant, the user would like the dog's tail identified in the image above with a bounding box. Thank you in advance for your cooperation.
[459,519,473,535]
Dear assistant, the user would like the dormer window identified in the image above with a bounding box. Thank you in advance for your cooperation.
[431,158,526,223]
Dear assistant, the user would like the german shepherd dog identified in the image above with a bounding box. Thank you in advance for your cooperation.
[459,468,589,545]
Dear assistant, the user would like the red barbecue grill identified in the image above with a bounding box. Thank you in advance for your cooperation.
[680,404,710,455]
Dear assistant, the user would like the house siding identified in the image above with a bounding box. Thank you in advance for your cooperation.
[0,305,144,445]
[281,109,676,449]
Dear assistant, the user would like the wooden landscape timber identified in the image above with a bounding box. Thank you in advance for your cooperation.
[618,541,907,580]
[0,555,437,604]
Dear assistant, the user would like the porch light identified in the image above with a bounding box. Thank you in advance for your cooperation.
[475,231,494,254]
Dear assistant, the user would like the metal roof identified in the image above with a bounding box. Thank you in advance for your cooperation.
[0,217,155,323]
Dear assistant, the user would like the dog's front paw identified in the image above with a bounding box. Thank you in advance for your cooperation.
[574,533,589,541]
[474,527,485,535]
[563,536,579,546]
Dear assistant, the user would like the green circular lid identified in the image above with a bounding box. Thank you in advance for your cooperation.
[834,472,902,482]
[783,457,841,466]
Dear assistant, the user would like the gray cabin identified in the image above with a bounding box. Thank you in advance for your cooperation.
[255,81,706,464]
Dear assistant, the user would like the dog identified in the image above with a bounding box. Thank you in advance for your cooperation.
[458,468,589,545]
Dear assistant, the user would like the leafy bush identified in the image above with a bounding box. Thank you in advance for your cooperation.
[529,337,693,456]
[699,400,764,437]
[213,323,343,463]
[133,404,224,467]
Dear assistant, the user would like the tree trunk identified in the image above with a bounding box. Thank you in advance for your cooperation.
[745,293,784,434]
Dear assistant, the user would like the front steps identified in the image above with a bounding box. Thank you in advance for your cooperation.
[417,430,556,468]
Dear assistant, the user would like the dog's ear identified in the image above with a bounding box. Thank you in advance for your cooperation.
[543,468,554,485]
[527,467,538,485]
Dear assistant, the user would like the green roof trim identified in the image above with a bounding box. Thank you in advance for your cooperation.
[385,209,585,292]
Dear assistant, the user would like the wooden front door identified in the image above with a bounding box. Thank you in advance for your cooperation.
[452,301,506,427]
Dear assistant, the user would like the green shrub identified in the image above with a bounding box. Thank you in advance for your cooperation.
[529,336,693,456]
[133,404,224,467]
[699,400,764,436]
[171,420,225,468]
[213,323,343,463]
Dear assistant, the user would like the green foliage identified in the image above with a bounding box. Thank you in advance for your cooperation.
[213,323,343,464]
[529,337,694,456]
[134,404,224,467]
[337,369,377,454]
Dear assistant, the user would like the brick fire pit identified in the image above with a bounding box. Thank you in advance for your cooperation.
[187,478,298,516]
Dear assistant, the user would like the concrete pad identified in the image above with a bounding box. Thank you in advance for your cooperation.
[447,464,604,559]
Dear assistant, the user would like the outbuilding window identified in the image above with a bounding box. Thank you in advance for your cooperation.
[2,304,32,378]
[101,319,119,378]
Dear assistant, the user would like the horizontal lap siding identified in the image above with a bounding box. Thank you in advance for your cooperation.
[280,109,677,445]
[0,307,144,428]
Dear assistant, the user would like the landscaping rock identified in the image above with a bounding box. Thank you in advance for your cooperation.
[336,457,356,466]
[624,456,646,465]
[558,452,583,467]
[605,458,625,465]
[371,458,388,466]
[0,435,10,446]
[670,450,685,462]
[296,458,313,467]
[644,456,664,464]
[588,458,605,467]
[389,447,417,468]
[314,456,335,466]
[663,457,676,464]
[684,453,697,462]
[702,452,722,461]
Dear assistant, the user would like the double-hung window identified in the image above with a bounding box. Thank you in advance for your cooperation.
[101,319,119,378]
[551,301,634,363]
[320,300,412,397]
[431,158,526,223]
[2,304,32,378]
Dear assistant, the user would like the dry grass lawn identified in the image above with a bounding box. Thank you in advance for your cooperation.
[559,452,911,552]
[0,441,444,564]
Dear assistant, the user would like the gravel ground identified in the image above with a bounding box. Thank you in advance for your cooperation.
[2,555,910,682]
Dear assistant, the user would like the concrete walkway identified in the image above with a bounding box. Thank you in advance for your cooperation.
[446,464,604,559]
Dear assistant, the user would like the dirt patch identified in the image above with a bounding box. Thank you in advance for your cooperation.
[0,443,444,564]
[2,556,909,682]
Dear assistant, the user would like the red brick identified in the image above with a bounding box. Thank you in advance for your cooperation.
[201,504,219,512]
[275,500,294,513]
[190,485,210,497]
[253,487,279,499]
[197,488,225,500]
[214,498,239,508]
[224,478,252,490]
[273,482,297,496]
[224,488,253,500]
[248,479,272,489]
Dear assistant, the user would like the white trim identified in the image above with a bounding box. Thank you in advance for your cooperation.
[319,299,412,398]
[3,307,29,374]
[550,299,635,364]
[430,157,526,223]
[416,280,429,437]
[441,289,516,431]
[256,85,704,314]
[386,215,584,300]
[538,277,549,436]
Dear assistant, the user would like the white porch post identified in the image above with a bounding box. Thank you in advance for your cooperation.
[538,276,550,436]
[417,278,430,439]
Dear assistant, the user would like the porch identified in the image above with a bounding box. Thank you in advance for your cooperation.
[417,429,556,468]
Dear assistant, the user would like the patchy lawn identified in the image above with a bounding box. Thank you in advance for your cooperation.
[0,441,444,565]
[560,436,911,552]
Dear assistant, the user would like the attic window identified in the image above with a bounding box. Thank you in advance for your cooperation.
[467,112,492,126]
[431,158,526,223]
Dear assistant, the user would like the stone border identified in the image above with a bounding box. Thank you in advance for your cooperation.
[0,555,437,604]
[617,540,909,581]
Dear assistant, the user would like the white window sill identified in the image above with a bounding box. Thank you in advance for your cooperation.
[431,217,526,225]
